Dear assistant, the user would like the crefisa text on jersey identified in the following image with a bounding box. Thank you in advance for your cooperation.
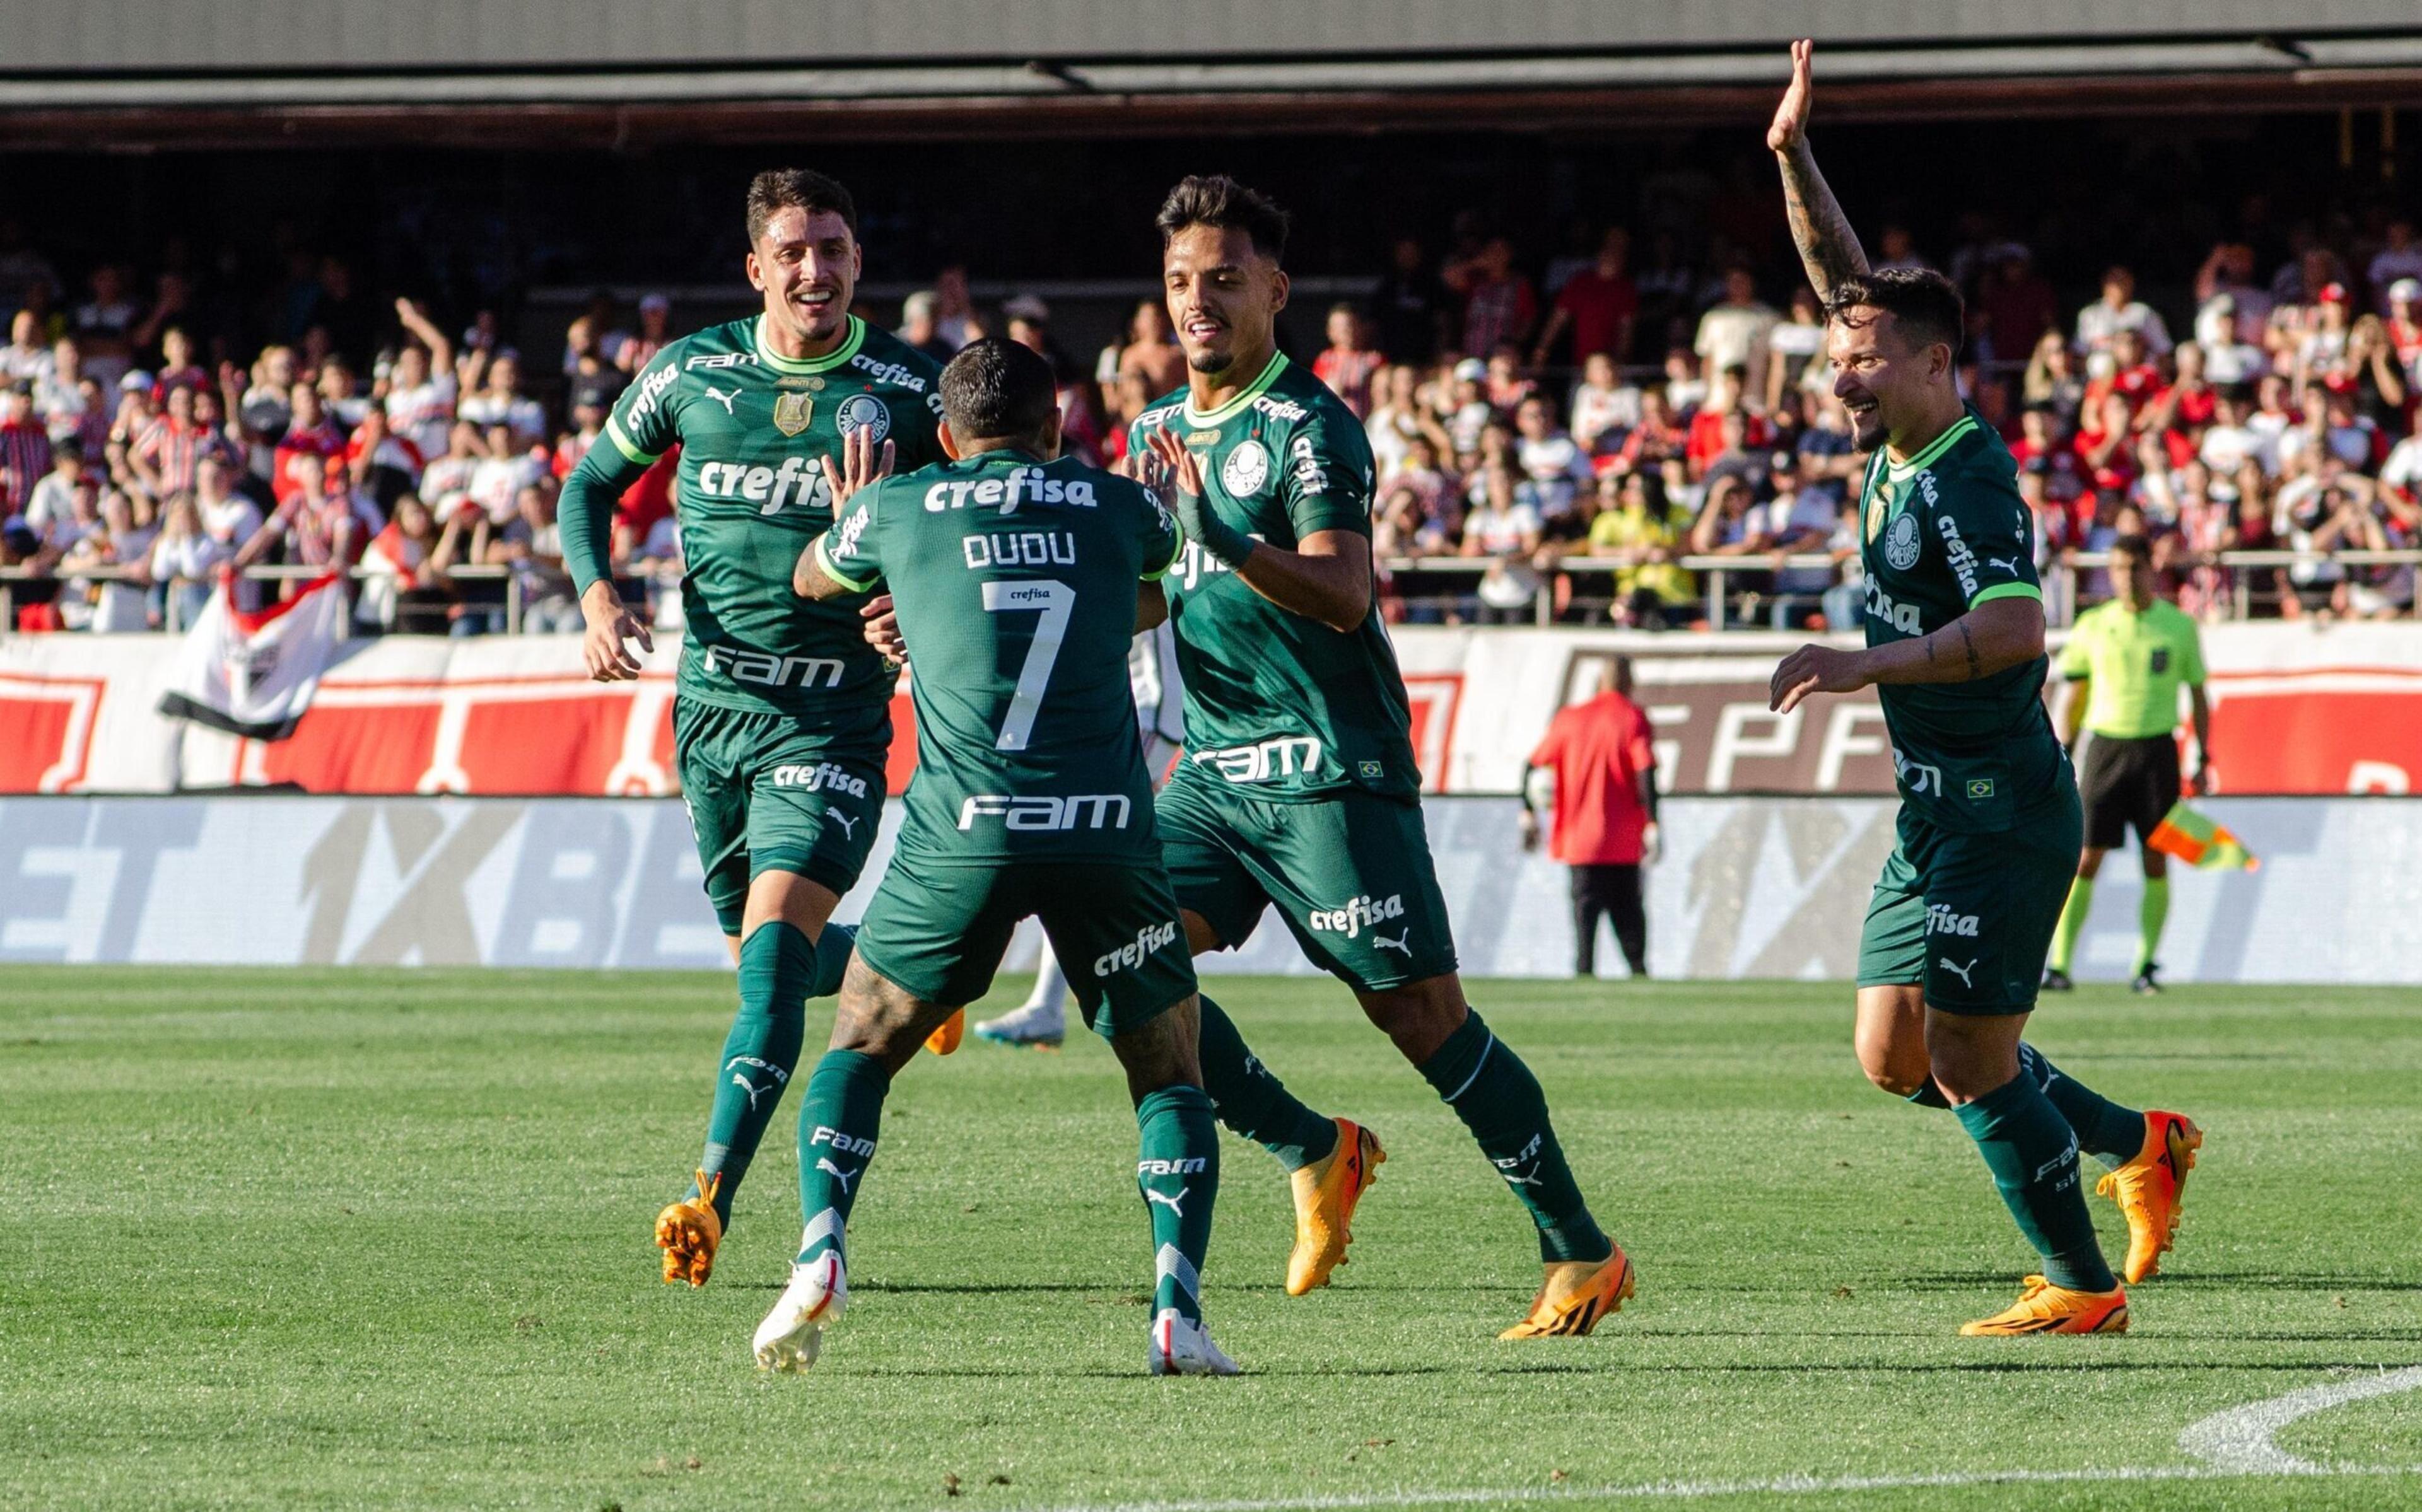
[924,468,1097,515]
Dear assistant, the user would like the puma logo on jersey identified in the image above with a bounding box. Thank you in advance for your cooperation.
[1144,1187,1189,1218]
[732,1071,774,1111]
[1987,556,2021,576]
[816,1157,858,1194]
[1373,929,1412,955]
[703,385,740,414]
[827,810,858,839]
[1937,957,1978,988]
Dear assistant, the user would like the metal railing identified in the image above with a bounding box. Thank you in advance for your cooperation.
[1372,549,2422,627]
[5,549,2418,636]
[0,561,527,632]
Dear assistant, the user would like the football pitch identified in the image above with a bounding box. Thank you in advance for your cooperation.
[4,968,2418,1511]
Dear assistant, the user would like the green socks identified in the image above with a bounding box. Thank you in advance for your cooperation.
[691,921,841,1222]
[793,1048,891,1265]
[1135,1086,1220,1323]
[1907,1045,2146,1170]
[1951,1074,2117,1293]
[2136,878,2170,976]
[2049,876,2093,974]
[2018,1043,2144,1166]
[1417,1009,1612,1264]
[1195,993,1339,1173]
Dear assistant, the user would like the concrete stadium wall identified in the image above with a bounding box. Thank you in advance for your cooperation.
[1,794,2411,984]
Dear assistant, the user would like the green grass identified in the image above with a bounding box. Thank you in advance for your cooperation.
[3,970,2418,1512]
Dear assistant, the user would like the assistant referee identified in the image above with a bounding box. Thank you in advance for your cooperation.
[2044,535,2212,994]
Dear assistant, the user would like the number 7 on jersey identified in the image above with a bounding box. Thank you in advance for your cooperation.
[982,579,1073,751]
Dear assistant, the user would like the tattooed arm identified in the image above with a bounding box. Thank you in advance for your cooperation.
[1767,39,1871,304]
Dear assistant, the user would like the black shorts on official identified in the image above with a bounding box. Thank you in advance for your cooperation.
[2080,733,2181,851]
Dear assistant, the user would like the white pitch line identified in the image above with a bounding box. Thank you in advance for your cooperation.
[997,1366,2422,1512]
[2179,1364,2422,1474]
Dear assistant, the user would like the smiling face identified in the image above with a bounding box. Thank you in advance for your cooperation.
[1825,306,1949,453]
[1163,223,1287,380]
[749,206,860,352]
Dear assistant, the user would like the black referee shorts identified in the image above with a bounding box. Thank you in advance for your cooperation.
[2080,733,2181,851]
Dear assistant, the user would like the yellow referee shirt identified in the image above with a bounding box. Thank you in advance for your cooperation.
[2058,598,2206,739]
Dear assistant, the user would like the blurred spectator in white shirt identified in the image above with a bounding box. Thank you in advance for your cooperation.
[458,351,548,451]
[1694,267,1777,385]
[1569,352,1639,453]
[381,299,459,462]
[2074,265,2172,356]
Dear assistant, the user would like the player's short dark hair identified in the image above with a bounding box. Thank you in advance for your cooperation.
[2110,532,2155,564]
[1155,175,1290,263]
[1825,268,1965,359]
[746,168,858,245]
[940,338,1058,444]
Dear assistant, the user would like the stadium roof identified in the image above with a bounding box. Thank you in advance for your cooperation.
[4,0,2421,147]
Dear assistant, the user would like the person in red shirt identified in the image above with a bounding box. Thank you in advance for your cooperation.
[1311,303,1383,417]
[1519,658,1660,978]
[1531,227,1639,369]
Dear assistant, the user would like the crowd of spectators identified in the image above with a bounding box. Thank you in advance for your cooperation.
[5,205,2421,634]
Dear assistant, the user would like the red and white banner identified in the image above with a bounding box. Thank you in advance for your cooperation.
[1,622,2416,796]
[157,573,348,741]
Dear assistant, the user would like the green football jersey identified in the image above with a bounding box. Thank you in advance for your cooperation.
[1856,409,2064,834]
[597,314,944,735]
[814,448,1183,864]
[1127,352,1419,803]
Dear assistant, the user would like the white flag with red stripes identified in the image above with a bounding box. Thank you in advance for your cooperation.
[156,573,348,740]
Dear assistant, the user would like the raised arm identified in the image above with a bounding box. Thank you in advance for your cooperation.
[1767,40,1871,305]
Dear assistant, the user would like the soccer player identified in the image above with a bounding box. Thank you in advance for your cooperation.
[972,620,1186,1048]
[1764,41,2201,1330]
[2044,534,2212,994]
[1133,176,1634,1336]
[757,339,1232,1376]
[560,168,949,1289]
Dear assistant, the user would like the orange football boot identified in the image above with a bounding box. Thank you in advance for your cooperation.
[924,1009,965,1056]
[654,1170,724,1287]
[2097,1110,2203,1284]
[1499,1246,1637,1338]
[1960,1276,2129,1335]
[1285,1119,1386,1295]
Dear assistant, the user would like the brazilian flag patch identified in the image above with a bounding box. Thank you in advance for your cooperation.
[1359,760,1384,779]
[1967,778,1996,800]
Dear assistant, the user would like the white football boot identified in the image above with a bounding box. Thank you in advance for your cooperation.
[754,1248,847,1373]
[1147,1308,1239,1376]
[972,997,1066,1049]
